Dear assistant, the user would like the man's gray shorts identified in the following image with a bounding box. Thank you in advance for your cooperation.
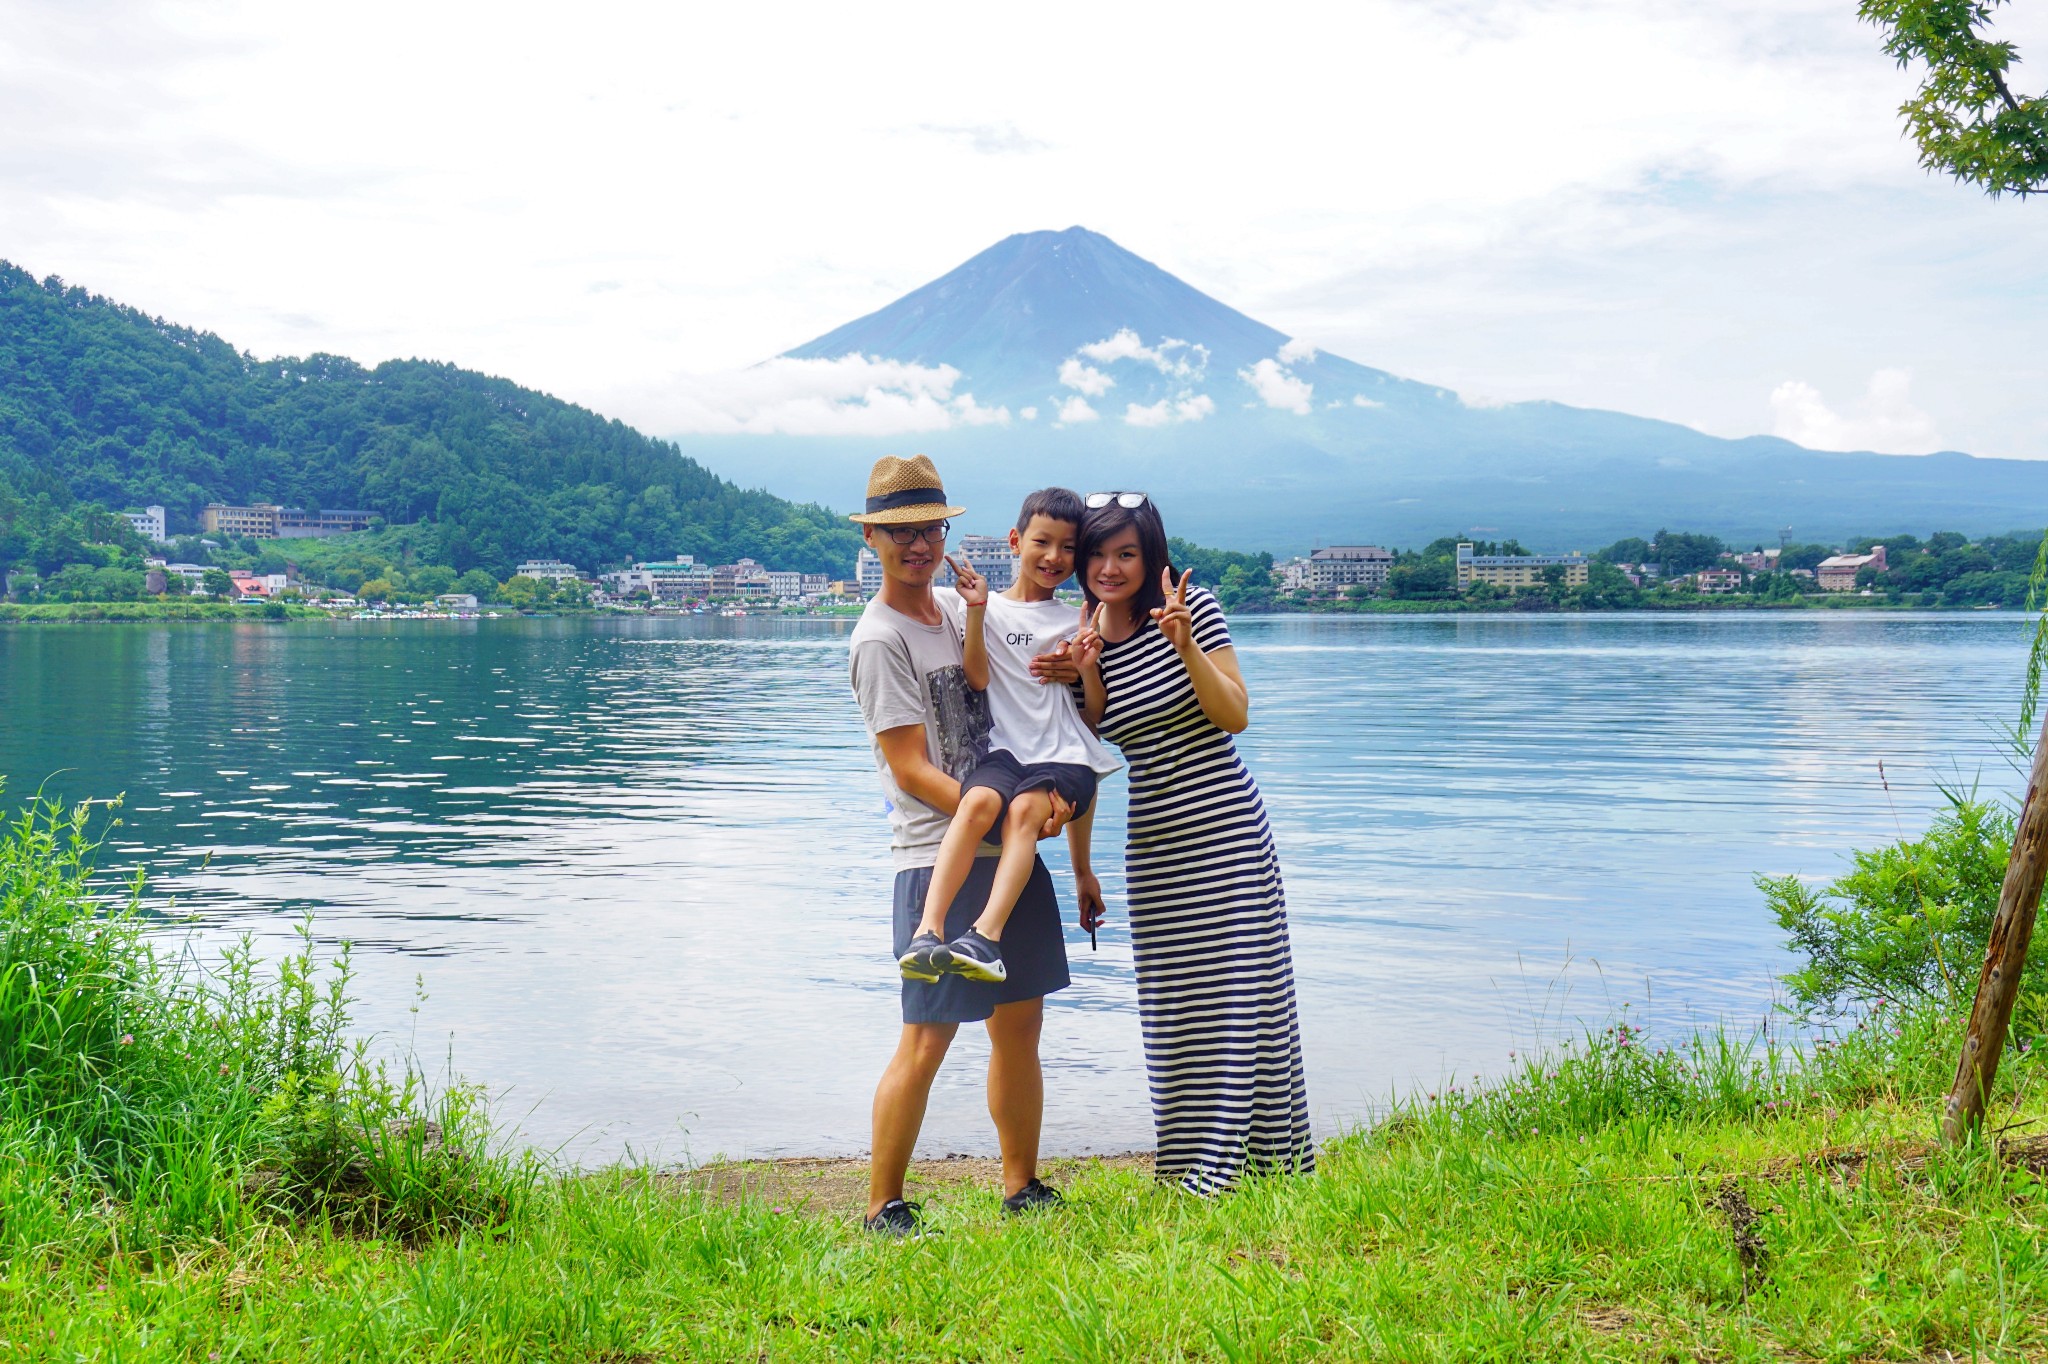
[894,854,1071,1025]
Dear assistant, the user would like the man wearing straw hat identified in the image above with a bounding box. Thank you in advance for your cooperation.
[847,454,1076,1236]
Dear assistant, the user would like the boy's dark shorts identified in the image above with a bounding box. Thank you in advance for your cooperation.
[961,749,1098,843]
[894,855,1071,1025]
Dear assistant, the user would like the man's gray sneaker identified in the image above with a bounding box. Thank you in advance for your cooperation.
[863,1198,923,1236]
[1002,1178,1063,1215]
[898,932,945,982]
[938,928,1006,983]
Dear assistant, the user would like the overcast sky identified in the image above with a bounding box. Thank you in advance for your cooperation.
[4,0,2044,457]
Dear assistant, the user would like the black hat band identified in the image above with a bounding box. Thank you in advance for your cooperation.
[865,486,948,514]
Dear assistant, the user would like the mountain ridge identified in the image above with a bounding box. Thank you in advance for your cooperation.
[0,261,861,577]
[662,226,2045,551]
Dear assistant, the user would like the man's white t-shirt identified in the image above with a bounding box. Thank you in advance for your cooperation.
[979,593,1120,778]
[848,589,989,870]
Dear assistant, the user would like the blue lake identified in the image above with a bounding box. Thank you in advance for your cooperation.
[0,611,2027,1163]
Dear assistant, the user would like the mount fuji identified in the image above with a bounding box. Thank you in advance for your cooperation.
[676,227,2048,552]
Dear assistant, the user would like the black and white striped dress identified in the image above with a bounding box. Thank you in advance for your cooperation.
[1096,587,1314,1193]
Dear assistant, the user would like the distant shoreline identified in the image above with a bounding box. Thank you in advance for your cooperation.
[0,596,2026,625]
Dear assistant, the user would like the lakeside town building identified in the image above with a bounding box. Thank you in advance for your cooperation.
[1306,545,1394,595]
[200,503,375,539]
[605,556,715,602]
[1817,545,1887,591]
[1455,543,1590,591]
[932,534,1018,592]
[856,547,884,595]
[122,505,168,543]
[516,559,583,583]
[597,556,839,606]
[713,558,773,598]
[1695,568,1743,594]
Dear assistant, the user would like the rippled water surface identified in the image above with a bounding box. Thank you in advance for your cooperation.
[0,612,2028,1162]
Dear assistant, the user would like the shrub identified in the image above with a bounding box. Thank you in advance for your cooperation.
[1758,797,2023,1017]
[0,797,528,1250]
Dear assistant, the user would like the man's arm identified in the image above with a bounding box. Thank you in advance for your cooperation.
[963,604,989,691]
[877,724,962,818]
[1067,806,1105,931]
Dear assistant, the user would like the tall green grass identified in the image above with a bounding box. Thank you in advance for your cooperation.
[0,797,530,1255]
[9,791,2048,1357]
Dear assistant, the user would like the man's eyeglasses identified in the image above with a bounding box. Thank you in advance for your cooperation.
[1085,491,1148,510]
[880,520,950,546]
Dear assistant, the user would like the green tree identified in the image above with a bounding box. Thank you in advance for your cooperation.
[453,569,498,600]
[1168,538,1274,592]
[202,568,234,598]
[1388,560,1456,600]
[1762,798,2029,1014]
[1861,0,2048,197]
[1649,530,1725,575]
[1569,561,1644,609]
[1213,564,1270,612]
[1596,536,1652,564]
[410,565,456,598]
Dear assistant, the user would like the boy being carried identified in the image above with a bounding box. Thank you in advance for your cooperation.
[900,488,1118,984]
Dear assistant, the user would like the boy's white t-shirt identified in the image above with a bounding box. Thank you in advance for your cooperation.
[979,593,1120,777]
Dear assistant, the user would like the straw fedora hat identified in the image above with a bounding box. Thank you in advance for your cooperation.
[848,454,967,525]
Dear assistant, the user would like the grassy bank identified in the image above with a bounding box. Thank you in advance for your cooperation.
[8,803,2048,1360]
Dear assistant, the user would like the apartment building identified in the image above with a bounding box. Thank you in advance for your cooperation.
[1454,543,1590,590]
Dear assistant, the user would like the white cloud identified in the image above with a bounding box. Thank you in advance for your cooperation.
[1019,405,1038,421]
[1124,392,1216,427]
[1075,329,1209,380]
[949,392,1012,427]
[1352,395,1383,409]
[1238,356,1314,414]
[1277,337,1318,364]
[1058,357,1115,395]
[1054,395,1099,425]
[1459,392,1516,410]
[917,122,1048,156]
[646,353,1008,436]
[1769,368,1940,454]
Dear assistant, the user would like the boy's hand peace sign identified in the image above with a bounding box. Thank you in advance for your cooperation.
[1072,601,1107,671]
[946,554,989,608]
[1150,567,1195,651]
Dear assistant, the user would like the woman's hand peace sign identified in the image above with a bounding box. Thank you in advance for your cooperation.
[945,554,989,608]
[1150,567,1195,651]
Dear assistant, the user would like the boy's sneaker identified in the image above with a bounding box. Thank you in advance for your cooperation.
[898,932,945,982]
[863,1198,923,1237]
[938,928,1006,983]
[1002,1178,1063,1215]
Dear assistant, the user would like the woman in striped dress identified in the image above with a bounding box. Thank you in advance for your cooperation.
[1069,493,1314,1193]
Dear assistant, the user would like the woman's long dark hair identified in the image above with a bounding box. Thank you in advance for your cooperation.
[1079,497,1176,628]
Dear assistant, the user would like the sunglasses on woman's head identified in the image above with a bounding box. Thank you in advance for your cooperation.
[1085,491,1148,509]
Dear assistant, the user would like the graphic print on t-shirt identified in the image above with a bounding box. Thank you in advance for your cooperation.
[925,663,990,781]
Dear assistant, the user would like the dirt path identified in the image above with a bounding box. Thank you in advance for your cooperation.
[680,1152,1154,1221]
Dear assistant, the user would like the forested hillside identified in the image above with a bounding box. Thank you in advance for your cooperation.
[0,263,859,576]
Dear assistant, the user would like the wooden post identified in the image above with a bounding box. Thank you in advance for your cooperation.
[1942,711,2048,1144]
